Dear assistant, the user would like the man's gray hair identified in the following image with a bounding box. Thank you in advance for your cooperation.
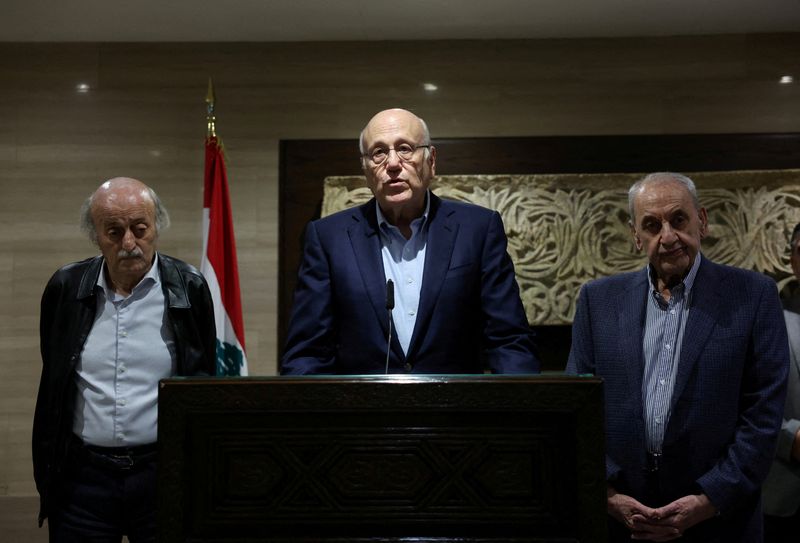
[79,185,171,243]
[358,112,432,167]
[627,172,700,223]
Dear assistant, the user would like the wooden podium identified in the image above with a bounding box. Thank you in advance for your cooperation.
[158,375,606,542]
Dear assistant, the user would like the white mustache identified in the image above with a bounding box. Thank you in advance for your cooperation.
[117,248,144,259]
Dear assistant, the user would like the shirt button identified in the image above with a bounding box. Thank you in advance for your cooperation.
[406,277,413,284]
[121,331,128,337]
[404,363,412,372]
[670,309,676,315]
[119,399,127,406]
[665,344,671,350]
[119,366,126,374]
[655,417,662,424]
[408,310,416,316]
[659,379,665,386]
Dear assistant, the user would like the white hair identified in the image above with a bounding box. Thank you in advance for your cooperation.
[79,184,170,243]
[628,172,700,223]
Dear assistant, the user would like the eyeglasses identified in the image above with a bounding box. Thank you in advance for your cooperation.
[363,144,430,166]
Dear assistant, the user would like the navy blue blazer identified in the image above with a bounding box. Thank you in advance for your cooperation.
[567,256,789,540]
[282,194,539,375]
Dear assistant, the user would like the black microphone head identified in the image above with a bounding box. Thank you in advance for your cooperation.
[386,279,395,310]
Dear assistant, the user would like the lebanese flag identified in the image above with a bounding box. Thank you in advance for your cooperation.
[201,136,248,376]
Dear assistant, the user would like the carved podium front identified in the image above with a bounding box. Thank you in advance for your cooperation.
[158,375,605,543]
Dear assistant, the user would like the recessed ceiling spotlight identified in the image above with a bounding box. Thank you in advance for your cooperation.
[422,82,438,92]
[76,83,91,93]
[779,75,794,84]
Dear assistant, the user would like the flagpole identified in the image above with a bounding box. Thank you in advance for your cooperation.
[206,77,216,138]
[201,78,248,376]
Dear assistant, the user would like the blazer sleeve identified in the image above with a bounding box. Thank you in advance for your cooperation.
[566,283,593,375]
[566,282,623,481]
[776,315,800,462]
[480,211,540,374]
[33,273,60,496]
[696,277,790,513]
[188,273,218,376]
[281,221,337,374]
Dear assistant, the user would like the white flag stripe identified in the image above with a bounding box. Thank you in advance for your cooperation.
[200,208,249,375]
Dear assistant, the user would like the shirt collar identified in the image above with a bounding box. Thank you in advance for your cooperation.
[647,251,702,299]
[375,190,431,234]
[97,253,160,298]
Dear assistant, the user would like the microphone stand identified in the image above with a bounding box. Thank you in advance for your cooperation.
[385,279,394,374]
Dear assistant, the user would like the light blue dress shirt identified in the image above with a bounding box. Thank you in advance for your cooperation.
[376,193,431,355]
[73,254,176,447]
[641,253,701,453]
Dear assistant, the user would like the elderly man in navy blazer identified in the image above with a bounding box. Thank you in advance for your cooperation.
[567,172,788,542]
[282,108,538,375]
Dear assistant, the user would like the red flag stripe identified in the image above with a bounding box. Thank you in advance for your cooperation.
[204,136,246,350]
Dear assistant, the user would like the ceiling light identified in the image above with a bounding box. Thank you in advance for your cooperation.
[76,83,90,93]
[422,82,438,92]
[779,75,794,84]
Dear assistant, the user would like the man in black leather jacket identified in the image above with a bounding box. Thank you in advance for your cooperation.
[33,177,216,541]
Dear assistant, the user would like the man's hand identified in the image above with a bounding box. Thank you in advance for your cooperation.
[607,486,669,540]
[608,487,717,541]
[641,494,717,540]
[607,485,652,525]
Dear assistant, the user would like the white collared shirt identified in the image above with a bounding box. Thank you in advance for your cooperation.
[73,254,176,446]
[376,193,431,355]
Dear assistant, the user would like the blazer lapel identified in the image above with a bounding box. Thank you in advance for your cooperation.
[671,256,721,405]
[347,201,393,339]
[406,195,457,360]
[619,269,649,416]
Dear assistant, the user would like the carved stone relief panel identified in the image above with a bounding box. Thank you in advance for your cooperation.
[322,170,800,325]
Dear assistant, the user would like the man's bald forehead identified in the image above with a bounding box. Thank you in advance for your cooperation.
[360,108,429,154]
[95,176,149,195]
[92,178,152,204]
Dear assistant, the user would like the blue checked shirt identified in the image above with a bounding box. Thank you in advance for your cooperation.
[376,193,431,355]
[641,254,701,453]
[73,254,176,446]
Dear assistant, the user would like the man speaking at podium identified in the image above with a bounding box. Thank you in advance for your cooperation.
[282,108,538,375]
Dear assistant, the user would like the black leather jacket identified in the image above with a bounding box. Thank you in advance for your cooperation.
[32,253,216,524]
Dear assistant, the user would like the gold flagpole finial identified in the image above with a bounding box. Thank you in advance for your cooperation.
[206,77,216,138]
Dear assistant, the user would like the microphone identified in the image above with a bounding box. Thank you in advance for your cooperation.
[384,279,394,374]
[385,279,395,311]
